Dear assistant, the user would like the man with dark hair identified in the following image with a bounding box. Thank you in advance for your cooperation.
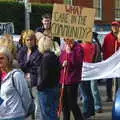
[36,13,60,45]
[36,14,51,33]
[102,21,120,102]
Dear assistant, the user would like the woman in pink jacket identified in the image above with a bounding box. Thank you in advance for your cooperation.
[59,39,84,120]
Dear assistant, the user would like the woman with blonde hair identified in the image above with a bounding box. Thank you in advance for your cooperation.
[0,34,17,58]
[0,46,32,120]
[17,29,42,119]
[37,35,60,120]
[18,29,42,87]
[0,34,19,68]
[38,35,53,54]
[36,30,61,56]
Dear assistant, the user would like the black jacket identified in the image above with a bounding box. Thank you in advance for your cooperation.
[37,50,60,91]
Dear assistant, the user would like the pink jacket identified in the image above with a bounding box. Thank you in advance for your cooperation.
[59,42,84,85]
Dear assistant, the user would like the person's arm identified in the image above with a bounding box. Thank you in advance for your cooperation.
[17,48,42,73]
[17,48,30,73]
[28,51,42,73]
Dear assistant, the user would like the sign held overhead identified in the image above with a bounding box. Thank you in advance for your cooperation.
[52,4,96,42]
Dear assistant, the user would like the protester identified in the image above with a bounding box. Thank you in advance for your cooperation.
[92,32,103,113]
[35,32,45,42]
[80,40,95,119]
[115,31,120,90]
[0,34,19,68]
[93,32,102,62]
[36,13,60,46]
[0,46,33,120]
[80,33,103,118]
[37,35,60,120]
[102,21,120,102]
[0,34,17,58]
[59,38,84,120]
[17,30,42,119]
[16,30,25,52]
[36,31,61,56]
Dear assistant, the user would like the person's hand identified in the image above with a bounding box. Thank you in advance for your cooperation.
[62,60,68,67]
[65,44,71,53]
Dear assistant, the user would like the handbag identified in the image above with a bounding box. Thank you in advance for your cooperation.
[11,71,35,117]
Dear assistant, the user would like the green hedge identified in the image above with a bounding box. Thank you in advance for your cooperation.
[0,1,53,34]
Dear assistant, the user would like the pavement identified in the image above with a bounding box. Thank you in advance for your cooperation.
[26,82,113,120]
[60,83,113,120]
[93,84,112,120]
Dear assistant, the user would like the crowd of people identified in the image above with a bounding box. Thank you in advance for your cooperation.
[0,13,120,120]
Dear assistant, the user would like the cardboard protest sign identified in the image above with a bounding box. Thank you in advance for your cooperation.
[52,4,96,42]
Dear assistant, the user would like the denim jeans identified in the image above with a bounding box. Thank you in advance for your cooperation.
[91,80,102,110]
[37,87,59,120]
[0,117,25,120]
[31,87,41,120]
[80,81,95,115]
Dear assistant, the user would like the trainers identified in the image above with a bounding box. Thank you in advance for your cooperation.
[87,116,95,120]
[95,108,103,113]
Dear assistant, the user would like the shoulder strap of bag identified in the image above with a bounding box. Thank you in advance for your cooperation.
[11,71,28,113]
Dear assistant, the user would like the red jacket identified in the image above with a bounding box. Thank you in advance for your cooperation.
[59,42,84,85]
[102,32,118,60]
[81,43,97,63]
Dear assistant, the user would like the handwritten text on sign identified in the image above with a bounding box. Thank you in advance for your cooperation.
[52,4,95,42]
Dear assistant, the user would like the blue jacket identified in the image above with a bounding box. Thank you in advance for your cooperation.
[17,46,42,87]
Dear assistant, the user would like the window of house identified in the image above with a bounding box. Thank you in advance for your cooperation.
[64,0,72,5]
[115,0,120,20]
[93,0,102,20]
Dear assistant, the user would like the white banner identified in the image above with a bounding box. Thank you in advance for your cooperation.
[82,49,120,81]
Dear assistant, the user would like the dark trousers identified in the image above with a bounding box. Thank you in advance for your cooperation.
[106,78,112,99]
[63,84,84,120]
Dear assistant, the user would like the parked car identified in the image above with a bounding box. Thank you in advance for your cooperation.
[112,88,120,120]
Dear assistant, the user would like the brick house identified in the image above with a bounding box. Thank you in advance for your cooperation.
[30,0,120,31]
[29,0,63,3]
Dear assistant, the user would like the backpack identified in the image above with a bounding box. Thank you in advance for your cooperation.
[11,71,35,117]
